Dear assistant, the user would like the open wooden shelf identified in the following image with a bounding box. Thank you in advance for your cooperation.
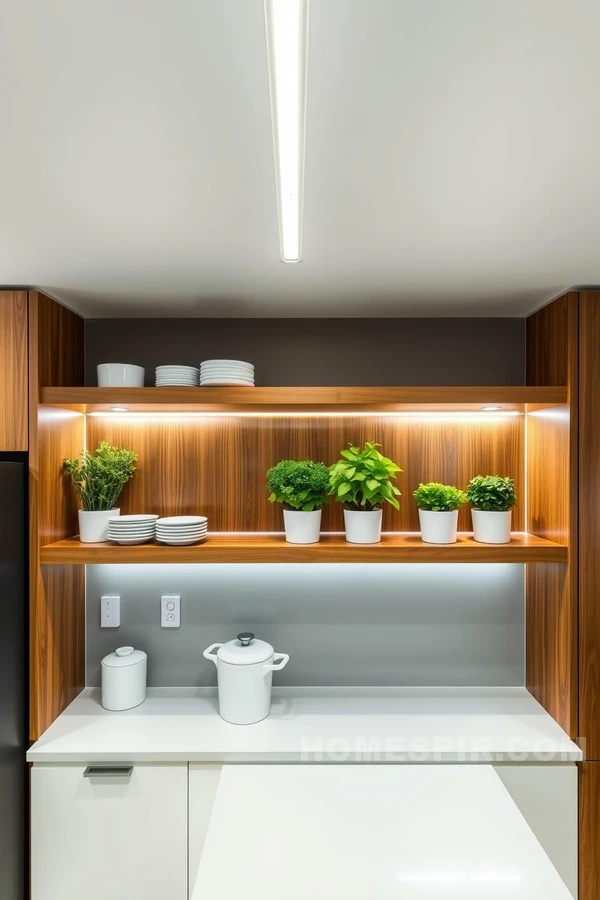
[39,385,567,414]
[40,532,567,564]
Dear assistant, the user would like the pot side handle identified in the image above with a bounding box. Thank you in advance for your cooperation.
[203,643,223,667]
[264,652,290,673]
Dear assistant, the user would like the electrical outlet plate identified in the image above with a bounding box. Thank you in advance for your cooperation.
[161,594,181,628]
[101,595,120,628]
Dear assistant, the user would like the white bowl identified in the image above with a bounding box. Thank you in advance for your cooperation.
[97,363,145,387]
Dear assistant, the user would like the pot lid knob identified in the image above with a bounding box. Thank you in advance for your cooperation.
[237,632,255,646]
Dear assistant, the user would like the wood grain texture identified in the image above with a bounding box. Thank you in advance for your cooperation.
[30,291,84,392]
[580,763,600,900]
[40,384,567,413]
[87,415,525,533]
[0,290,28,450]
[526,291,578,388]
[525,292,578,739]
[579,291,600,759]
[29,293,85,740]
[40,532,566,565]
[526,406,571,545]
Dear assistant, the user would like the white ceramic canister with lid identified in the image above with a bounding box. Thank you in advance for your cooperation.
[203,632,289,725]
[101,646,147,711]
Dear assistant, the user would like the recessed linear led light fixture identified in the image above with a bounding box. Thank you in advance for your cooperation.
[481,406,502,412]
[109,407,129,412]
[264,0,310,262]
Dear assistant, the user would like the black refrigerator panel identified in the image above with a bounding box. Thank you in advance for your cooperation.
[0,458,27,900]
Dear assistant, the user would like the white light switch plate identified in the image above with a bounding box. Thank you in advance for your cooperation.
[101,595,120,627]
[161,594,181,628]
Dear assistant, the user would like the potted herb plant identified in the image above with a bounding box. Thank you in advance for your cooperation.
[266,459,329,544]
[64,440,138,543]
[413,482,467,544]
[328,442,402,544]
[467,475,516,544]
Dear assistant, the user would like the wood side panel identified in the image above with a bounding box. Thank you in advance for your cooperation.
[526,291,578,387]
[29,293,85,740]
[580,763,600,900]
[526,406,570,545]
[525,293,578,738]
[32,291,84,390]
[579,291,600,759]
[0,290,28,450]
[87,416,524,533]
[525,563,575,733]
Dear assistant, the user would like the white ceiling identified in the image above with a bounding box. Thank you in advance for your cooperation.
[1,0,599,318]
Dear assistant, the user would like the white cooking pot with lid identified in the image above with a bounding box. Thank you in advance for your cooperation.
[203,632,289,725]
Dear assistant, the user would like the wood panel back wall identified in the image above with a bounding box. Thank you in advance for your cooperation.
[87,416,525,533]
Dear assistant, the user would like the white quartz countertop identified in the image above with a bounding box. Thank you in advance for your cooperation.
[27,687,582,763]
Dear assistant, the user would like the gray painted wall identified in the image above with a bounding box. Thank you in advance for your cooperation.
[85,317,525,386]
[86,564,525,688]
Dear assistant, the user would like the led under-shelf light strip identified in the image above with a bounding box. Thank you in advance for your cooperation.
[86,411,522,420]
[264,0,310,262]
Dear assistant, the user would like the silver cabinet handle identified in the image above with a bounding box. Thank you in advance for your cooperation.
[83,765,133,778]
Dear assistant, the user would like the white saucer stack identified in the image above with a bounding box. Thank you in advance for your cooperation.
[155,365,200,386]
[108,514,159,545]
[200,360,255,386]
[156,516,208,545]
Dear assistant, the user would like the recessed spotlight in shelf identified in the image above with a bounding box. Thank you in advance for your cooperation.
[481,406,502,412]
[109,407,129,412]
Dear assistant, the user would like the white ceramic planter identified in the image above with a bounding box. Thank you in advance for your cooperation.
[344,509,383,544]
[283,509,322,544]
[471,509,512,544]
[79,508,120,543]
[418,509,459,544]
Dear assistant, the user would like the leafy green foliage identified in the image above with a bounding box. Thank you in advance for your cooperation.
[328,442,402,511]
[266,459,330,511]
[64,441,138,511]
[466,475,517,512]
[413,482,467,512]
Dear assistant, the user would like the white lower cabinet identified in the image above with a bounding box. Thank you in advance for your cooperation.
[31,763,188,900]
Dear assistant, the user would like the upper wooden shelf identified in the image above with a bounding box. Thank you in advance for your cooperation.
[40,532,567,564]
[39,385,568,414]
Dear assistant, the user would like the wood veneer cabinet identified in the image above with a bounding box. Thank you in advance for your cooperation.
[579,292,600,761]
[0,290,28,450]
[28,292,85,739]
[579,763,600,900]
[526,292,578,738]
[26,288,600,897]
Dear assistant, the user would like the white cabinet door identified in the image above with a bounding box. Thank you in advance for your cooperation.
[192,765,574,900]
[189,765,223,898]
[31,763,187,900]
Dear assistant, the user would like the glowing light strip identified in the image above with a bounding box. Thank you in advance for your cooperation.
[86,411,522,421]
[264,0,310,262]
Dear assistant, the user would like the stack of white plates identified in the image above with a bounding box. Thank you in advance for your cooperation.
[200,360,255,386]
[155,365,200,386]
[156,516,208,545]
[108,514,159,545]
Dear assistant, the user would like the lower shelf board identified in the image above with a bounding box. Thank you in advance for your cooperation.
[39,532,568,564]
